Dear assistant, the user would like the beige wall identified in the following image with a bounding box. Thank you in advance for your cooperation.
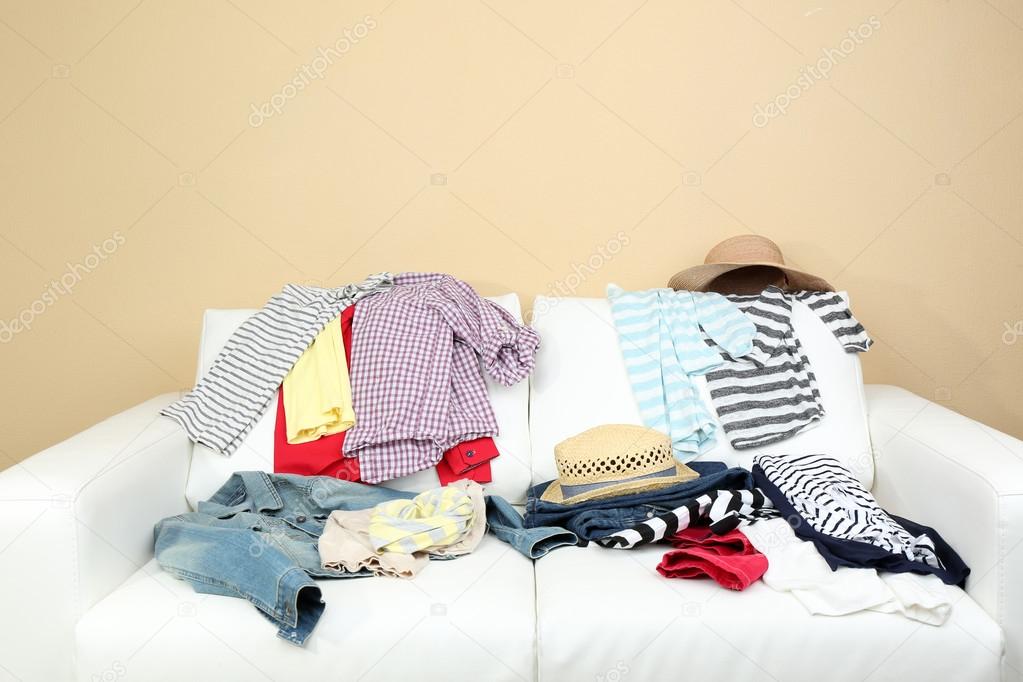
[1,0,1021,469]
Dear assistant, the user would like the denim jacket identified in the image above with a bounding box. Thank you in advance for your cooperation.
[524,461,755,541]
[154,471,574,645]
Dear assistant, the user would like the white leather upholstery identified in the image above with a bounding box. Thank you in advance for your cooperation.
[529,295,874,488]
[535,543,1002,682]
[527,298,1010,681]
[867,384,1023,682]
[6,296,1021,682]
[0,393,190,682]
[185,293,533,507]
[75,536,536,682]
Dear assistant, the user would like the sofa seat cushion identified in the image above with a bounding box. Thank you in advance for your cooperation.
[529,296,874,489]
[535,544,1001,682]
[75,536,535,682]
[184,293,533,508]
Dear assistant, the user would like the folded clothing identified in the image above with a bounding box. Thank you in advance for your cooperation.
[283,312,355,444]
[345,272,539,483]
[159,472,571,646]
[526,461,754,541]
[754,454,970,586]
[597,488,777,550]
[273,304,500,485]
[320,507,428,578]
[276,396,498,484]
[274,306,358,477]
[275,386,360,477]
[742,517,953,625]
[319,481,487,577]
[657,526,767,591]
[430,480,487,557]
[370,486,475,554]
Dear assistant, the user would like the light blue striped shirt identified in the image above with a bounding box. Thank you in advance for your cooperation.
[607,285,755,460]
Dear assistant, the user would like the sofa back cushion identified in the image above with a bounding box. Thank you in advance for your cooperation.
[528,295,874,490]
[183,293,533,508]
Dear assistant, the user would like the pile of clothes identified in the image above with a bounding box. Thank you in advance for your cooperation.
[526,423,967,624]
[607,282,871,458]
[151,238,969,647]
[615,234,872,459]
[155,272,567,644]
[162,271,540,484]
[513,234,966,626]
[155,472,577,645]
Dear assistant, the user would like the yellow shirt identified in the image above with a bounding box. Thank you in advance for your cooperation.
[282,316,355,444]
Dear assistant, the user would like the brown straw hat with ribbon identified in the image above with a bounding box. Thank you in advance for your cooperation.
[667,234,833,294]
[540,424,698,505]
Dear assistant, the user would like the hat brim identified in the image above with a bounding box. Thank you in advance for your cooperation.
[539,462,699,505]
[668,262,833,293]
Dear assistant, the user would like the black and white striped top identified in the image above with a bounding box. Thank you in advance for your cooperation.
[755,453,943,568]
[161,274,393,455]
[703,287,872,449]
[596,488,779,549]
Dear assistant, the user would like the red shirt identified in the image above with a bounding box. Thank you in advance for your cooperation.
[274,304,498,484]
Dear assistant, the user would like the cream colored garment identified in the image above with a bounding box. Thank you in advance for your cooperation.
[369,485,474,554]
[743,518,953,625]
[282,315,355,444]
[430,480,486,558]
[319,508,428,579]
[319,482,486,578]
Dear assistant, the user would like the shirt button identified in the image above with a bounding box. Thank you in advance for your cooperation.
[466,450,475,458]
[296,515,307,523]
[646,512,654,519]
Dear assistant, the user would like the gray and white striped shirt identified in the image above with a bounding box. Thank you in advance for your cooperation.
[162,274,393,455]
[704,287,872,449]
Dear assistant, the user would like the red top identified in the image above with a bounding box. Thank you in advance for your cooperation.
[273,303,498,484]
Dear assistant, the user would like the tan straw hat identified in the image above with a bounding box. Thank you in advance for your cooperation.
[540,424,699,505]
[667,234,833,294]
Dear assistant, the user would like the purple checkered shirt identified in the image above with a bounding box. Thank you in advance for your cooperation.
[344,273,539,483]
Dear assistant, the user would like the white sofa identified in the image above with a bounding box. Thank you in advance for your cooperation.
[1,294,1020,682]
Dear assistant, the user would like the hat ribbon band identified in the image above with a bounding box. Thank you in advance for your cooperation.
[560,464,677,497]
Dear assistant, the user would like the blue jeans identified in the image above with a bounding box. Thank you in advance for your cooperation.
[524,461,754,541]
[154,471,573,646]
[485,496,579,558]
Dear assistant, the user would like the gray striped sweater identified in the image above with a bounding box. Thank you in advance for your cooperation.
[703,287,872,449]
[162,274,393,455]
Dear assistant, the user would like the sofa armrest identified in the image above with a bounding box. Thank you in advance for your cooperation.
[866,384,1023,681]
[0,393,190,682]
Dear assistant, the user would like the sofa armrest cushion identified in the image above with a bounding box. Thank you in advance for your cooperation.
[0,393,191,682]
[867,384,1023,679]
